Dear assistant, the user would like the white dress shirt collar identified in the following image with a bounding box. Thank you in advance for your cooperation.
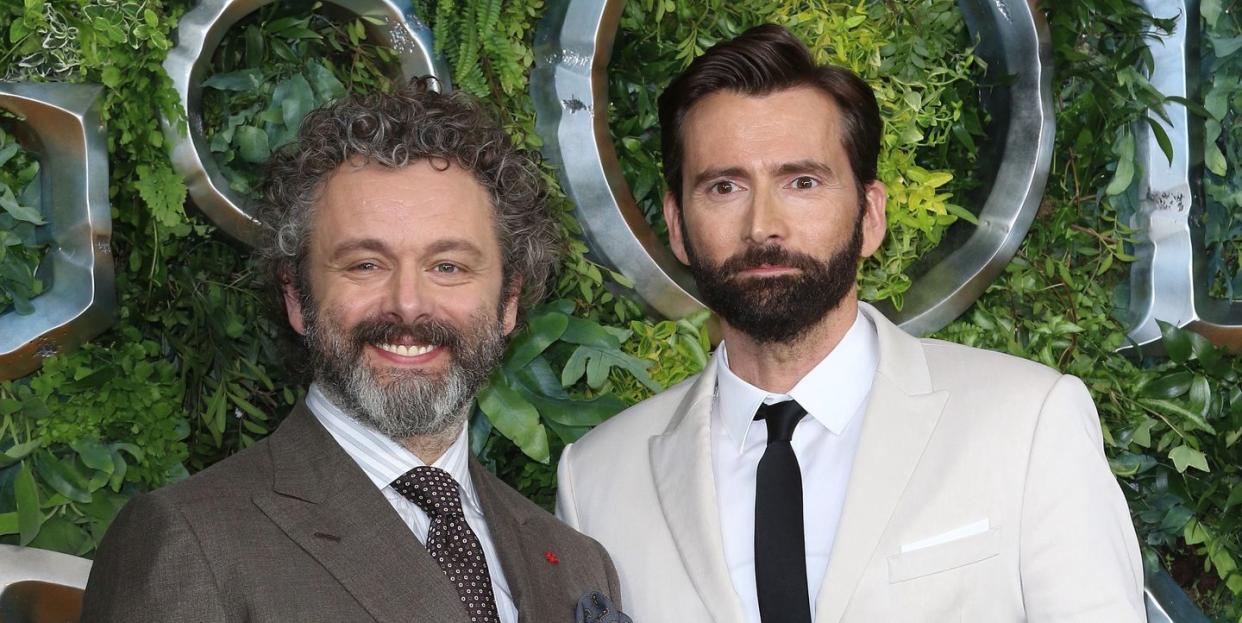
[305,383,482,514]
[715,310,879,452]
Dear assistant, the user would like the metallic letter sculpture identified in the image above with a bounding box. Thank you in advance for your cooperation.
[0,84,113,381]
[1126,0,1242,351]
[163,0,449,245]
[531,0,1054,335]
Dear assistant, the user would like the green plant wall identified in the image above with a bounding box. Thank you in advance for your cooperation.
[1,0,1240,619]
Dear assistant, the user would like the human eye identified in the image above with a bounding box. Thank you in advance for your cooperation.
[791,176,819,190]
[349,261,379,272]
[709,180,739,195]
[432,262,461,274]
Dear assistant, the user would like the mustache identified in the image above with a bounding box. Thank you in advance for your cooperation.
[718,244,823,276]
[350,317,461,350]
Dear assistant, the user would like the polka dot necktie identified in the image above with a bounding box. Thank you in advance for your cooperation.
[393,466,500,623]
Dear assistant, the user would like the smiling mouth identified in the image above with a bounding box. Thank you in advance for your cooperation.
[373,343,437,357]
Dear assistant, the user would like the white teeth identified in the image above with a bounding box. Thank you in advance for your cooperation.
[376,343,434,357]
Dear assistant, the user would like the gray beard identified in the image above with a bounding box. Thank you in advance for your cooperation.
[316,357,475,440]
[302,304,506,442]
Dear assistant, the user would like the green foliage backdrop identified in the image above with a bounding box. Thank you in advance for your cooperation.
[1,0,1240,618]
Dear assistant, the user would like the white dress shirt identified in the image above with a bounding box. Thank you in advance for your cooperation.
[306,384,518,622]
[712,311,879,622]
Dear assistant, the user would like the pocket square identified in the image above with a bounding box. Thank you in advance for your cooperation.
[900,518,990,553]
[574,590,632,623]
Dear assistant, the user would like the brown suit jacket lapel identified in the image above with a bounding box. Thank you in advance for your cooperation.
[471,459,616,622]
[252,404,468,623]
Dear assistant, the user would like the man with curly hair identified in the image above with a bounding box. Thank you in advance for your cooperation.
[82,80,622,623]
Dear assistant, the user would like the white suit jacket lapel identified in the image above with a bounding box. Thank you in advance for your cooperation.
[814,304,950,622]
[649,363,747,623]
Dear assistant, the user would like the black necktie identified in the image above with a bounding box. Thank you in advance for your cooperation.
[393,466,501,623]
[754,400,812,623]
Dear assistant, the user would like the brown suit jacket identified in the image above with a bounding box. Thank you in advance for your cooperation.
[81,403,621,622]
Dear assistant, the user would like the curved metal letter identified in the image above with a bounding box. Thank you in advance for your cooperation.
[1126,0,1242,352]
[164,0,450,246]
[0,83,113,381]
[531,0,1054,334]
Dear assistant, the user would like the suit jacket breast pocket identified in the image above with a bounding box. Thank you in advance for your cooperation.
[887,528,1001,583]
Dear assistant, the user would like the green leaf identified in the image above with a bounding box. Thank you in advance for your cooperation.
[1169,444,1209,473]
[1105,132,1135,196]
[1211,34,1242,57]
[1187,375,1212,420]
[1142,371,1193,399]
[135,163,188,231]
[34,454,92,504]
[0,186,43,224]
[201,69,263,92]
[1110,453,1145,477]
[305,60,346,103]
[0,512,18,536]
[1157,320,1191,363]
[0,143,19,169]
[1144,117,1173,166]
[1204,0,1223,26]
[561,346,589,387]
[29,516,90,555]
[944,203,979,225]
[235,126,271,164]
[276,74,316,134]
[1131,418,1156,448]
[72,438,114,474]
[0,439,41,469]
[1144,398,1217,435]
[504,312,568,372]
[477,377,549,463]
[561,316,622,349]
[1206,143,1228,177]
[15,462,42,546]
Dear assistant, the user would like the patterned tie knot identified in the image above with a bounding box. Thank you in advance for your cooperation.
[392,465,465,518]
[755,399,806,444]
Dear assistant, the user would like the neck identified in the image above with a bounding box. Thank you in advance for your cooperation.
[399,424,462,465]
[722,297,860,394]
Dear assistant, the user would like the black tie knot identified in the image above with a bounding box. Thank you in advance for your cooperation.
[755,399,806,443]
[392,465,465,518]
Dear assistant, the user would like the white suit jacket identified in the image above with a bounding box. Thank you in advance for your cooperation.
[556,303,1145,622]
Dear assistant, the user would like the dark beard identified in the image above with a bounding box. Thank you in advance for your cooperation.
[684,210,863,344]
[302,304,506,440]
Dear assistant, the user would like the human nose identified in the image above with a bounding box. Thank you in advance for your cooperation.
[382,267,432,324]
[745,185,789,244]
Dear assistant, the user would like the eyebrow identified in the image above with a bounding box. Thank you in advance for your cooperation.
[423,238,486,259]
[775,159,836,180]
[326,237,485,262]
[690,160,838,189]
[691,166,749,190]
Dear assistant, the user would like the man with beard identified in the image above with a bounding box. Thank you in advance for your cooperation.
[556,24,1145,623]
[82,81,623,622]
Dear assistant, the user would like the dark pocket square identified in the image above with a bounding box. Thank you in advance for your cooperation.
[574,591,632,623]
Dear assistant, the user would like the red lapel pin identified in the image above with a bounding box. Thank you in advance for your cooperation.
[543,550,560,565]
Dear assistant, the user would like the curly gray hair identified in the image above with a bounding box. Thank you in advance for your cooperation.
[258,78,562,318]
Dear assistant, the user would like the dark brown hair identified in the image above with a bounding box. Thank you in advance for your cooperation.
[658,24,882,205]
